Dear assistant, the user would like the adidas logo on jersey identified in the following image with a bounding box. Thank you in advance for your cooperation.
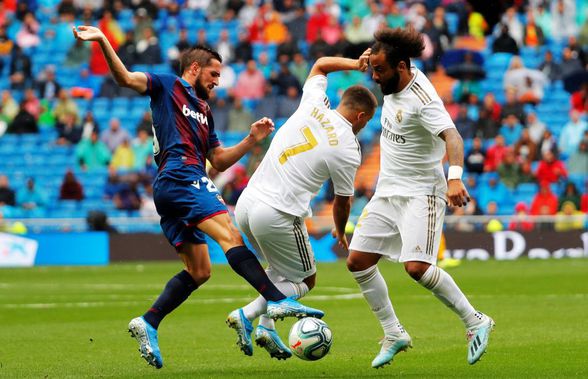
[414,245,422,253]
[182,104,208,125]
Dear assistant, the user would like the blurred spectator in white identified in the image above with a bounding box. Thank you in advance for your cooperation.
[523,11,545,48]
[526,112,546,144]
[503,56,547,104]
[500,7,523,46]
[406,2,427,32]
[101,118,131,153]
[234,60,266,100]
[80,111,99,140]
[537,129,558,160]
[9,45,32,89]
[16,12,40,49]
[514,129,538,163]
[238,0,259,27]
[228,97,254,132]
[59,170,84,201]
[7,101,37,134]
[216,29,234,63]
[36,66,61,101]
[17,178,46,211]
[0,175,16,206]
[538,50,562,82]
[345,16,371,46]
[551,0,577,42]
[363,2,386,35]
[218,64,237,91]
[1,91,19,122]
[53,88,79,126]
[277,86,301,119]
[140,184,158,218]
[136,27,162,65]
[559,110,588,157]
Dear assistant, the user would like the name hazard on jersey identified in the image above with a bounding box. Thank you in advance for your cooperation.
[182,104,208,125]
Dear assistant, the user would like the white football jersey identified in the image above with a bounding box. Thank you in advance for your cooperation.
[244,75,361,217]
[376,66,455,198]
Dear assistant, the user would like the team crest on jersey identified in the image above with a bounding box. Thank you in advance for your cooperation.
[395,109,403,124]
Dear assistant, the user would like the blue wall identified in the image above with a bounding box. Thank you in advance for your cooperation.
[31,232,109,266]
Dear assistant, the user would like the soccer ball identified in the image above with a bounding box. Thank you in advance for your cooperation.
[288,317,333,361]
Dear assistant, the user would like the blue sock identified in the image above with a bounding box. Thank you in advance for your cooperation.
[143,270,198,329]
[225,246,286,302]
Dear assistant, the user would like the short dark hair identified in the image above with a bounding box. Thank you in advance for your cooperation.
[180,45,222,74]
[372,27,425,67]
[340,85,378,113]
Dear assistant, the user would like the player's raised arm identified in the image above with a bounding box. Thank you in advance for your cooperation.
[207,117,275,172]
[73,25,148,94]
[307,49,371,79]
[439,128,470,207]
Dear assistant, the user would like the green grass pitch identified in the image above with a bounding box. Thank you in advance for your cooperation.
[1,259,587,378]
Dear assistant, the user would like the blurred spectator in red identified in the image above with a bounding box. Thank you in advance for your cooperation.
[535,150,568,184]
[59,170,84,201]
[523,11,545,48]
[465,137,486,175]
[568,137,588,175]
[508,202,534,232]
[514,129,537,162]
[234,60,265,100]
[497,148,521,189]
[559,181,582,210]
[484,135,507,172]
[89,10,124,75]
[221,165,249,206]
[307,2,329,43]
[321,14,342,45]
[16,12,40,49]
[530,181,558,215]
[0,175,16,206]
[23,88,41,120]
[570,82,588,114]
[581,191,588,213]
[7,101,37,134]
[247,14,266,43]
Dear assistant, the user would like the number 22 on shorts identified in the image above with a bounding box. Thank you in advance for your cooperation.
[191,176,219,193]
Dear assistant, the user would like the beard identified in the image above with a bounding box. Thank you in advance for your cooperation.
[194,76,210,100]
[380,72,400,95]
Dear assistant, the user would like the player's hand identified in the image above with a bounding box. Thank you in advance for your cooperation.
[72,25,105,42]
[446,179,470,207]
[249,117,275,142]
[358,48,371,72]
[331,227,349,250]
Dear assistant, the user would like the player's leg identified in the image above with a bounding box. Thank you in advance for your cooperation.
[400,195,494,364]
[128,217,208,369]
[347,197,412,368]
[198,211,323,320]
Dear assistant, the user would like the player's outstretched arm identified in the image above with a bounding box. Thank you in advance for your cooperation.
[207,117,275,172]
[73,25,147,94]
[332,194,352,250]
[439,128,470,207]
[307,49,371,80]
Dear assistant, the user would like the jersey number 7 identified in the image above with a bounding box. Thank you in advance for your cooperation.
[279,126,318,165]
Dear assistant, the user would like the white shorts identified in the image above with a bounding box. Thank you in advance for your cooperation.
[235,192,316,283]
[349,195,446,264]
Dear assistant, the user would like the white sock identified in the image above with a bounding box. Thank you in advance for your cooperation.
[351,265,402,336]
[242,280,310,329]
[418,265,480,328]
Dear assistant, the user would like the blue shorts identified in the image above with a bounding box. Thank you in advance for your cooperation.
[153,176,228,248]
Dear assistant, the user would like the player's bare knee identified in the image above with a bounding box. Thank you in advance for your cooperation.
[187,268,211,286]
[346,255,370,272]
[404,261,429,281]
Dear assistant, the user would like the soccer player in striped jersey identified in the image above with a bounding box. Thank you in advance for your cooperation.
[226,51,377,359]
[347,28,494,368]
[73,25,323,369]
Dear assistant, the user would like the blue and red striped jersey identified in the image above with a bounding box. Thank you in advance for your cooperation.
[144,72,220,181]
